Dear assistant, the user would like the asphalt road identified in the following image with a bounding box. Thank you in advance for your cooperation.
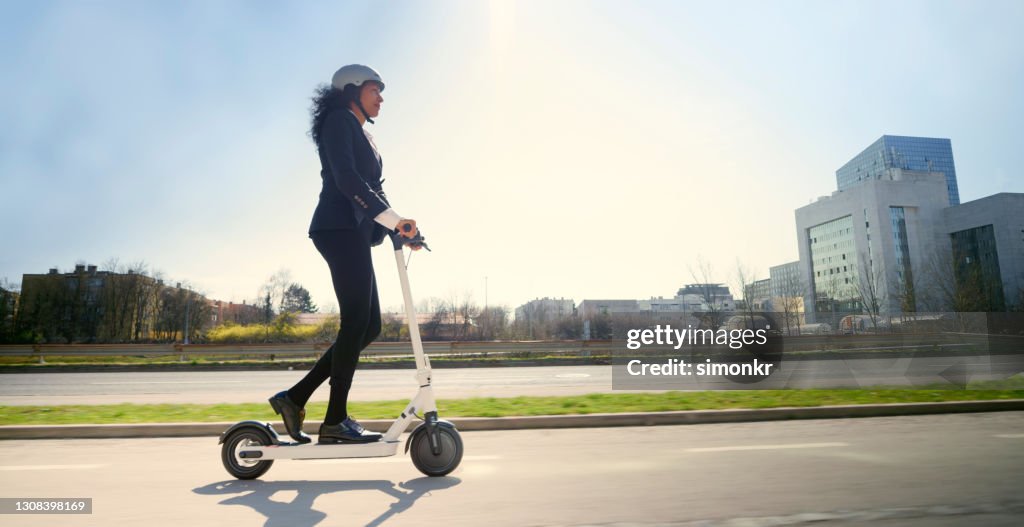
[0,366,616,406]
[2,352,1022,406]
[0,412,1021,526]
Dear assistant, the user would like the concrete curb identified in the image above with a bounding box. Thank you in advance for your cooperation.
[3,349,1020,373]
[2,399,1022,440]
[0,358,608,373]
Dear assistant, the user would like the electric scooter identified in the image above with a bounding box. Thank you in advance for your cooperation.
[218,227,463,479]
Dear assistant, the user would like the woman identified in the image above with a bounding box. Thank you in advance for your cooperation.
[268,64,420,444]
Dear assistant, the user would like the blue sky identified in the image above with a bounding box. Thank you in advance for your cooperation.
[2,0,1022,313]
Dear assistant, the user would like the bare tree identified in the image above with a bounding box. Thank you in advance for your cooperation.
[854,252,885,331]
[463,303,478,340]
[514,300,554,340]
[259,269,294,317]
[97,258,124,341]
[779,270,806,336]
[186,288,213,343]
[890,264,918,330]
[419,297,448,340]
[151,281,211,343]
[17,271,64,342]
[688,256,729,331]
[445,296,462,340]
[96,259,155,342]
[734,259,758,329]
[476,305,509,340]
[817,269,843,332]
[153,286,179,341]
[136,269,163,341]
[379,311,404,341]
[590,312,613,340]
[0,277,19,343]
[552,314,582,339]
[917,244,1000,331]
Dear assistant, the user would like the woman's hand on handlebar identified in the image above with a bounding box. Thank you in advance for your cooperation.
[396,219,418,238]
[396,219,426,251]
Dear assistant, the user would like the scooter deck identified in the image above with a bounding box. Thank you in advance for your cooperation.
[225,244,438,473]
[240,440,401,461]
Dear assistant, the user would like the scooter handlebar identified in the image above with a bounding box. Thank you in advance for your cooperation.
[389,229,431,251]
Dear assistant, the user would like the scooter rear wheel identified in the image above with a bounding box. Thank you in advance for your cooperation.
[221,428,274,480]
[410,426,463,477]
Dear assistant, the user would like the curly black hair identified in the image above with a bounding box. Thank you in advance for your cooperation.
[308,83,362,148]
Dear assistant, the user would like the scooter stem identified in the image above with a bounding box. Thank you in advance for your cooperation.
[393,247,432,383]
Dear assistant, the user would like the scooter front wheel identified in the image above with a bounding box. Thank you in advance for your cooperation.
[221,428,274,480]
[409,426,463,477]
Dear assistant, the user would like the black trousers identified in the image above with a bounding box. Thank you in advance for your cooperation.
[288,229,381,424]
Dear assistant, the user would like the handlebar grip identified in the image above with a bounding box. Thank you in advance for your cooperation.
[389,229,431,251]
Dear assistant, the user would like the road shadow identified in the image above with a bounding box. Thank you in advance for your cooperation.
[192,476,461,527]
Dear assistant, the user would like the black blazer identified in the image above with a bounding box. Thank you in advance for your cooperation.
[308,109,391,236]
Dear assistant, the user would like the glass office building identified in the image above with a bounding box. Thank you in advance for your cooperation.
[808,215,860,320]
[950,224,1005,310]
[889,206,916,310]
[836,135,960,205]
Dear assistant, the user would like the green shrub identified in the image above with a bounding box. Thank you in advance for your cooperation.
[205,314,339,344]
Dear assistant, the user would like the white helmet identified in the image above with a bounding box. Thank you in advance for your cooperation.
[331,64,385,92]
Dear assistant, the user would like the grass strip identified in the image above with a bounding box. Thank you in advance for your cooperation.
[2,376,1022,426]
[2,346,992,367]
[0,354,602,367]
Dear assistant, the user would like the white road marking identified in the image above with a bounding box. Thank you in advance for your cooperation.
[0,464,107,471]
[685,442,849,453]
[306,455,500,465]
[994,434,1024,438]
[89,381,246,385]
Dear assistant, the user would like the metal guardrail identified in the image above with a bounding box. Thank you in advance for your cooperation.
[0,335,1017,364]
[0,340,618,363]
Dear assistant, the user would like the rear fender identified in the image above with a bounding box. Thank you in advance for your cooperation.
[218,421,281,445]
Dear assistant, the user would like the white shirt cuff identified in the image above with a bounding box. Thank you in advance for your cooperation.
[374,208,402,230]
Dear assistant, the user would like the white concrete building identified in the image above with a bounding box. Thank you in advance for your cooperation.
[747,279,772,306]
[637,295,706,313]
[674,284,735,312]
[514,297,575,322]
[795,169,951,323]
[576,299,638,318]
[769,261,803,298]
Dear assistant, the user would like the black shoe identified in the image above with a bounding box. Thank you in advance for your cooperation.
[268,391,311,444]
[318,417,382,444]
